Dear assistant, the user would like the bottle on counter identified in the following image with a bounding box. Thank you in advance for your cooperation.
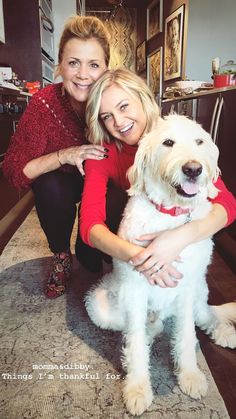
[11,72,21,87]
[212,57,220,76]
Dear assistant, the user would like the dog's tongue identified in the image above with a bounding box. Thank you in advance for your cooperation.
[182,181,199,195]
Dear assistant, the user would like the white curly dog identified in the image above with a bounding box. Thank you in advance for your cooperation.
[85,115,236,416]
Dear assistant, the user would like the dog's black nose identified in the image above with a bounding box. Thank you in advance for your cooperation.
[182,161,202,178]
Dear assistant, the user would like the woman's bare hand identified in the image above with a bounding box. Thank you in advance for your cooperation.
[129,229,186,272]
[58,144,108,176]
[128,229,188,288]
[142,263,182,287]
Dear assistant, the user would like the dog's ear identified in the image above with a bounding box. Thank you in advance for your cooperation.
[207,166,221,199]
[127,140,150,195]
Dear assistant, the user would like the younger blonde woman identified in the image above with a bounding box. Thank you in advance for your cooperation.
[80,68,236,286]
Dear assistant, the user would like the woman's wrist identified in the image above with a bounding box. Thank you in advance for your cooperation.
[173,222,197,250]
[178,204,228,247]
[90,224,142,261]
[57,150,63,166]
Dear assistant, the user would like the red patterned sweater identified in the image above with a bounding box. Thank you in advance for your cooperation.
[2,83,86,190]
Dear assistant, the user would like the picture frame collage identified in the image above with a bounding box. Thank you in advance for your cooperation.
[136,1,185,102]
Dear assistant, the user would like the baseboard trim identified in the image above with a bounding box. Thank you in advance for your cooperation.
[0,191,34,255]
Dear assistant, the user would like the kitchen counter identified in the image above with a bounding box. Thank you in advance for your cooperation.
[162,85,236,103]
[0,85,32,97]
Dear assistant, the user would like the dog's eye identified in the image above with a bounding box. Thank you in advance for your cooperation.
[163,139,175,147]
[196,139,204,145]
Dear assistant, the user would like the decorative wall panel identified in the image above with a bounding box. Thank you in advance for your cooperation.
[87,7,137,71]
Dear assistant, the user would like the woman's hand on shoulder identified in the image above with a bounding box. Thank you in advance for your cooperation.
[59,145,108,176]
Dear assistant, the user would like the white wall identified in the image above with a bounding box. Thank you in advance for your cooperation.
[186,0,236,82]
[51,0,236,83]
[52,0,77,66]
[0,0,5,43]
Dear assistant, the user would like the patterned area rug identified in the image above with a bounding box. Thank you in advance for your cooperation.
[0,209,230,419]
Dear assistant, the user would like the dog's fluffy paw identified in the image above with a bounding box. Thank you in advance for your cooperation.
[123,377,153,416]
[178,369,208,399]
[212,324,236,349]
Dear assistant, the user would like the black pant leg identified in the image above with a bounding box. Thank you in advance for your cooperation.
[32,170,83,253]
[106,184,128,234]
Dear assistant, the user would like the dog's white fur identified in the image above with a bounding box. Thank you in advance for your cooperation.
[85,115,236,416]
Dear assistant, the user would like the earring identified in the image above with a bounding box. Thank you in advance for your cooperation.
[61,85,65,96]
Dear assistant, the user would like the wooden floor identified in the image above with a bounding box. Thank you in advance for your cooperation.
[197,250,236,419]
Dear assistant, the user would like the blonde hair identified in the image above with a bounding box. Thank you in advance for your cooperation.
[56,15,110,75]
[86,68,160,147]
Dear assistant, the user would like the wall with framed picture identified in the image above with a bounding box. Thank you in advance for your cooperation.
[136,40,146,74]
[147,0,163,40]
[136,0,188,101]
[147,47,162,103]
[164,5,185,81]
[85,6,137,71]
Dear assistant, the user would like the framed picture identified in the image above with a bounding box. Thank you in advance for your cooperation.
[164,5,184,81]
[147,47,162,103]
[136,41,146,74]
[147,0,163,40]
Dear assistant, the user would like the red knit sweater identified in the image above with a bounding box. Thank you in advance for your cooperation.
[80,142,236,246]
[2,83,86,190]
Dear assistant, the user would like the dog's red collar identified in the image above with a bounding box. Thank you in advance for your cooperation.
[151,201,190,217]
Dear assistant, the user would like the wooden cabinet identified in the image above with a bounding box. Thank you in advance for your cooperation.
[196,93,220,136]
[213,89,236,270]
[161,87,236,272]
[195,89,236,239]
[0,0,54,85]
[216,90,236,199]
[0,0,42,82]
[0,87,34,254]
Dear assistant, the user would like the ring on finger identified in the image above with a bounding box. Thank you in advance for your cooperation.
[150,263,164,277]
[155,262,164,272]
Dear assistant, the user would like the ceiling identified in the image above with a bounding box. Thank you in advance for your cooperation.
[84,0,138,8]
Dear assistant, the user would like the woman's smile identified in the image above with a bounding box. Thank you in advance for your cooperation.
[73,82,92,90]
[59,37,107,104]
[99,84,147,145]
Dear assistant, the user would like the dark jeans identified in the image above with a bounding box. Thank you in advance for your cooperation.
[32,170,128,271]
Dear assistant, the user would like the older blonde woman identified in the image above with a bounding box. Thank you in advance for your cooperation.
[3,15,110,298]
[80,68,236,286]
